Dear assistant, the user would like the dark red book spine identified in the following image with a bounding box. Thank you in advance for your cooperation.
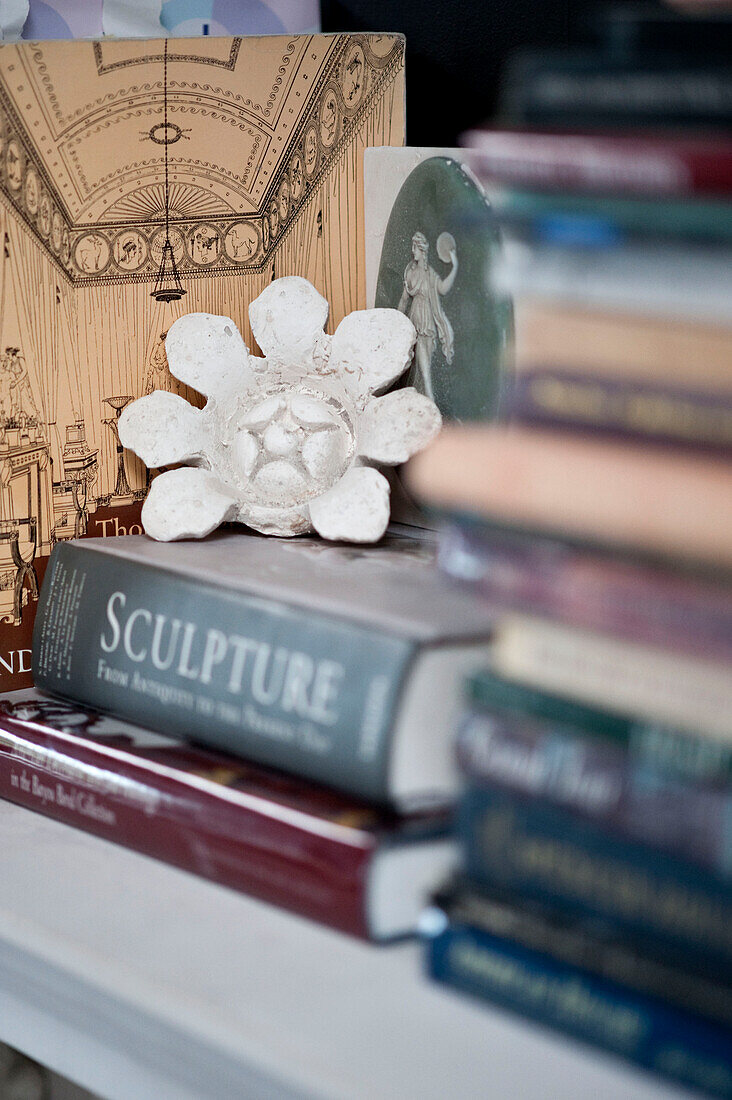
[462,129,732,197]
[438,522,732,663]
[0,710,375,938]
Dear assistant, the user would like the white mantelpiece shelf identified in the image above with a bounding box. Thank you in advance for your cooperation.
[0,801,688,1100]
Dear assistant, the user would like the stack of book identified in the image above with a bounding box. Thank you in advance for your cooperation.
[464,128,732,369]
[2,529,498,941]
[407,106,732,1100]
[418,665,732,1097]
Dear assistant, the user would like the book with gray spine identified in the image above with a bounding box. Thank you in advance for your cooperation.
[32,531,495,807]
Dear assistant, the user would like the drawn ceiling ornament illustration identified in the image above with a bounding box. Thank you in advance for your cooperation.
[223,221,260,263]
[150,39,186,304]
[51,212,63,254]
[290,153,304,202]
[0,34,405,287]
[38,194,51,238]
[278,179,291,223]
[319,88,340,149]
[303,124,320,177]
[6,141,22,191]
[189,223,221,266]
[147,121,190,146]
[74,232,110,275]
[113,229,148,272]
[150,227,186,265]
[118,277,442,544]
[341,42,366,109]
[24,169,39,216]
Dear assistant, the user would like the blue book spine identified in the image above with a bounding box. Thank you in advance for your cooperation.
[425,914,732,1097]
[457,709,732,878]
[460,787,732,981]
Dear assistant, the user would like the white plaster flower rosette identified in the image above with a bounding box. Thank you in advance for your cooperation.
[119,277,442,543]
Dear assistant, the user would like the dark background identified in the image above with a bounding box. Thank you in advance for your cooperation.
[321,0,615,144]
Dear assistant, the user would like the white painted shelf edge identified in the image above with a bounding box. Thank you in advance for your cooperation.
[0,801,687,1100]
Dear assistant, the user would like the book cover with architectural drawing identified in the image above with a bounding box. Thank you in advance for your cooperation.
[0,33,405,688]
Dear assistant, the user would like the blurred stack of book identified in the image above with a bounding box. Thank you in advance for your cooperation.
[497,3,732,134]
[467,5,732,416]
[408,7,732,1092]
[466,126,732,375]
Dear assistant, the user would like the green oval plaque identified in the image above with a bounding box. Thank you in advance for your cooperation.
[375,156,512,422]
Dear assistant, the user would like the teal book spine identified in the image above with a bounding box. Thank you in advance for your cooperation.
[32,542,417,804]
[459,786,732,982]
[425,913,732,1098]
[457,704,732,877]
[495,189,732,244]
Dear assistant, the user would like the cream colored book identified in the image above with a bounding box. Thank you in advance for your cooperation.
[492,614,732,741]
[407,425,732,569]
[514,300,732,395]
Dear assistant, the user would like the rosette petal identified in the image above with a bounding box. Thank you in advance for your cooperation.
[358,388,442,464]
[308,467,390,543]
[249,276,329,370]
[329,309,416,408]
[238,502,312,538]
[142,468,239,541]
[165,313,254,403]
[119,391,208,469]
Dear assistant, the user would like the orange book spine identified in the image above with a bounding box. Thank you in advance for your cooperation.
[407,426,732,569]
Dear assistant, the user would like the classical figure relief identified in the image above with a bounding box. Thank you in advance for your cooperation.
[398,231,458,401]
[373,153,510,422]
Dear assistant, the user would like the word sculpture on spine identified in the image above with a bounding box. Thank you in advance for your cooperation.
[119,277,442,544]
